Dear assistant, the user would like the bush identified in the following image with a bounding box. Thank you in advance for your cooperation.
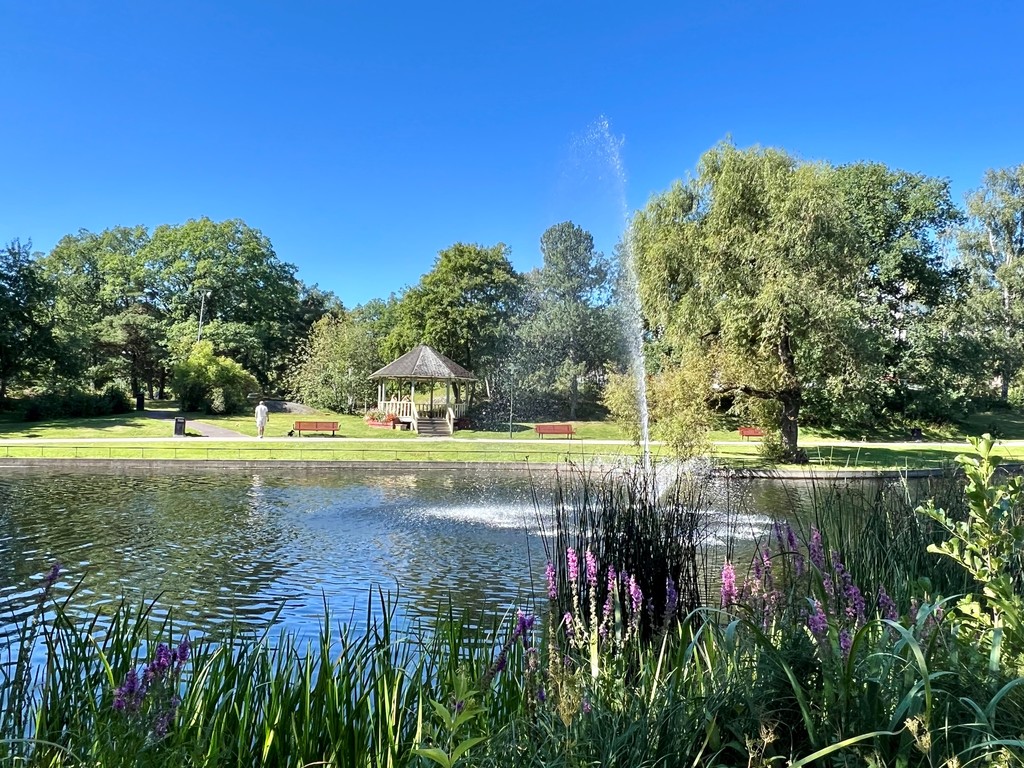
[22,386,132,421]
[171,341,258,415]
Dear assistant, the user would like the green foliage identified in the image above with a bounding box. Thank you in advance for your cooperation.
[631,144,963,458]
[959,165,1024,403]
[918,434,1024,674]
[171,340,257,414]
[514,222,623,420]
[288,313,380,412]
[22,386,131,421]
[0,239,55,402]
[387,242,522,377]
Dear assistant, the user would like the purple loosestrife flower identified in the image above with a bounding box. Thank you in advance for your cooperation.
[563,612,574,638]
[752,554,764,581]
[154,643,172,674]
[809,528,825,570]
[567,548,579,581]
[807,599,828,638]
[839,629,853,658]
[582,698,592,714]
[514,609,536,641]
[773,521,787,552]
[113,669,144,713]
[176,637,191,672]
[537,688,546,703]
[720,561,737,608]
[545,561,557,600]
[585,550,598,587]
[786,524,798,553]
[628,574,643,615]
[877,586,898,621]
[832,553,866,623]
[44,562,62,588]
[664,576,678,623]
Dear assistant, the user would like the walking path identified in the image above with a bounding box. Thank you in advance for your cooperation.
[143,408,245,438]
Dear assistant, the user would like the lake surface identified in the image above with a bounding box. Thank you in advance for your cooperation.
[0,465,937,647]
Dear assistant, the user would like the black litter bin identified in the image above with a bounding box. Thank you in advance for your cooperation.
[136,394,145,411]
[173,417,186,437]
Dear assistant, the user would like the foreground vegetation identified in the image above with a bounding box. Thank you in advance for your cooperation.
[3,438,1023,766]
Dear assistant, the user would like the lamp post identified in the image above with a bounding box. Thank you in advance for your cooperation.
[197,290,212,341]
[508,364,514,440]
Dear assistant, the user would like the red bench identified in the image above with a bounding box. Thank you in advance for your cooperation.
[535,423,576,439]
[738,426,765,440]
[293,420,339,436]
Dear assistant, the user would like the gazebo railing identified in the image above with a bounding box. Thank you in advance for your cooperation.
[380,401,416,419]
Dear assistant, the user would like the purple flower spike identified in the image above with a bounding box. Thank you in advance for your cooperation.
[545,561,557,600]
[585,550,598,587]
[785,523,798,552]
[809,528,825,569]
[177,637,191,666]
[877,586,898,621]
[44,562,62,587]
[582,698,592,714]
[664,576,678,620]
[839,629,853,658]
[628,574,643,614]
[154,643,172,673]
[514,609,536,639]
[807,599,828,638]
[720,561,737,608]
[563,611,574,636]
[567,548,579,581]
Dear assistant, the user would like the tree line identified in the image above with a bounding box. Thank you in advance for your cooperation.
[2,146,1022,456]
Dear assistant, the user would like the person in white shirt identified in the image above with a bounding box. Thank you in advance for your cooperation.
[255,400,270,438]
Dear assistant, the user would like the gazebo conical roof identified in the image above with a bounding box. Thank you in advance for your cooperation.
[369,344,476,382]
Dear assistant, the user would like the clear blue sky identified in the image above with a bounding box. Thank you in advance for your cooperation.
[3,2,1022,308]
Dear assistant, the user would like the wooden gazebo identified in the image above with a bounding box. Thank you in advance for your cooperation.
[368,345,476,436]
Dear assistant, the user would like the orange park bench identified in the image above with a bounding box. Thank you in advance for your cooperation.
[738,426,765,441]
[292,420,339,436]
[534,423,576,439]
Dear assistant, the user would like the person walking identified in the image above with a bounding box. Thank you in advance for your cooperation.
[255,400,270,438]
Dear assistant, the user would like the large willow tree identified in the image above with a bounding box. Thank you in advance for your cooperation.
[631,144,957,459]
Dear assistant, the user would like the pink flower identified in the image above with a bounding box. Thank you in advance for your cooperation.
[720,561,737,608]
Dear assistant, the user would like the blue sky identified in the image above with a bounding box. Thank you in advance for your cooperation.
[2,2,1022,308]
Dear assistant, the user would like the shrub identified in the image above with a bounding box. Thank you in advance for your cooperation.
[22,386,132,421]
[171,341,257,415]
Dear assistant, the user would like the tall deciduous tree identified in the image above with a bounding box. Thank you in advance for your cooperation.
[288,313,380,412]
[145,218,301,388]
[516,222,621,419]
[959,164,1024,402]
[388,243,522,387]
[0,239,54,403]
[632,144,960,459]
[40,226,160,391]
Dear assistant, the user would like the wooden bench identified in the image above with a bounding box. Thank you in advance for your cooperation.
[534,423,576,439]
[292,420,339,436]
[738,426,765,441]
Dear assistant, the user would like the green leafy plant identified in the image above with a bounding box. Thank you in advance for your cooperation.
[413,671,487,768]
[918,434,1024,674]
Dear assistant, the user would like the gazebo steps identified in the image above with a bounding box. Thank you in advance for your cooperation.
[416,417,450,437]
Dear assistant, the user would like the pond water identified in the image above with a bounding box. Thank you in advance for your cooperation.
[0,465,936,647]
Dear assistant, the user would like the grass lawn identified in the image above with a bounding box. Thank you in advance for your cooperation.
[4,400,1024,468]
[0,409,178,439]
[0,438,640,463]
